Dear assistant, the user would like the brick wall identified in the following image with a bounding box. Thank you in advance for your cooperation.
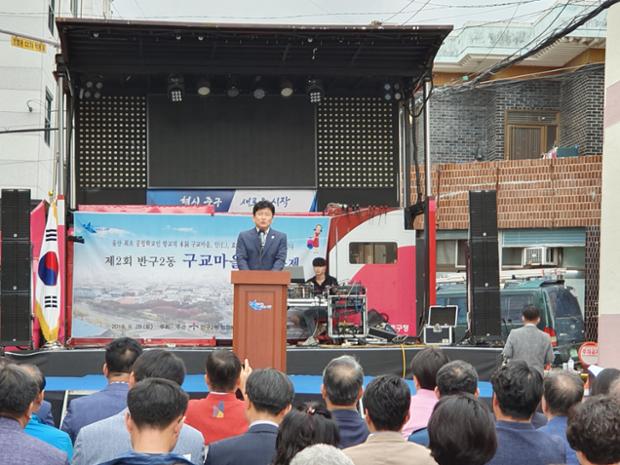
[411,155,602,230]
[426,66,603,162]
[560,65,605,156]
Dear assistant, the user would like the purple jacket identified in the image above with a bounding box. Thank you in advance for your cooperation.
[0,416,68,465]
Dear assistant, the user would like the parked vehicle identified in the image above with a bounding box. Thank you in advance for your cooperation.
[436,279,585,362]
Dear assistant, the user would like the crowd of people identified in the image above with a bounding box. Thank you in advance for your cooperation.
[1,333,620,465]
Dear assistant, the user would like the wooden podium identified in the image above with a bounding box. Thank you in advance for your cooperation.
[231,270,290,371]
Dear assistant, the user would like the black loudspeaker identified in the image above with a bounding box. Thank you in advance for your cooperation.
[1,189,32,346]
[0,294,32,345]
[468,191,501,340]
[1,189,31,241]
[1,242,30,292]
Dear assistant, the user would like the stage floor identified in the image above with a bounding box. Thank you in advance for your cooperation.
[7,344,502,380]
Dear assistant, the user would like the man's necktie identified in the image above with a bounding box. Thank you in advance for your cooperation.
[259,231,266,254]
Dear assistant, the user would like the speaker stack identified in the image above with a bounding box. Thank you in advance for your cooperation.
[1,189,32,346]
[467,191,501,342]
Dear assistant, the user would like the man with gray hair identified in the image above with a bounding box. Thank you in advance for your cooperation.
[321,355,369,448]
[291,444,355,465]
[539,371,584,465]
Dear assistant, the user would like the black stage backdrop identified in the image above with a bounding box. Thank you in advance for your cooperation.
[148,95,316,188]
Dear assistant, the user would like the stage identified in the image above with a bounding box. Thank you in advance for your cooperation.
[7,344,502,380]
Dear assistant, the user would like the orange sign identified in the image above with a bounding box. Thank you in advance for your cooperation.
[11,35,47,53]
[578,341,599,367]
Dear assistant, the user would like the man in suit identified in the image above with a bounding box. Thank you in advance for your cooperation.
[539,371,584,465]
[0,364,68,465]
[205,368,294,465]
[409,360,480,447]
[502,305,554,376]
[344,375,437,465]
[185,350,250,445]
[321,356,369,448]
[98,378,193,465]
[567,396,620,465]
[62,337,143,442]
[22,364,73,459]
[236,200,287,271]
[487,361,565,465]
[72,350,204,465]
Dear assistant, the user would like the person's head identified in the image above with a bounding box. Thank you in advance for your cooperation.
[435,360,479,398]
[20,364,46,411]
[491,360,543,421]
[321,355,364,409]
[314,224,322,235]
[522,305,541,324]
[591,368,620,396]
[542,371,584,418]
[610,377,620,401]
[0,364,39,426]
[290,444,354,465]
[312,257,327,278]
[125,378,189,453]
[428,393,497,465]
[245,368,294,422]
[567,396,620,465]
[205,350,241,393]
[104,337,143,380]
[253,200,275,231]
[273,403,340,465]
[411,347,450,390]
[363,375,410,432]
[131,350,186,386]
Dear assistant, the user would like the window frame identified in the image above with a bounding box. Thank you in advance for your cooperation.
[44,89,53,146]
[348,242,398,265]
[504,110,559,160]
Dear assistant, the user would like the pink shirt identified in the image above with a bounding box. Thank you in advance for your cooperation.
[401,389,438,438]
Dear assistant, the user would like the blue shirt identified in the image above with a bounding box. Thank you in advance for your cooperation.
[487,420,566,465]
[408,428,430,447]
[539,416,578,465]
[330,409,369,449]
[25,414,73,460]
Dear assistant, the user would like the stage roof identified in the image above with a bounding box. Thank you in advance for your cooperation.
[56,18,452,85]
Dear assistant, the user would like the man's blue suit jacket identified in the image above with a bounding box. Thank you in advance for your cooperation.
[236,228,287,271]
[205,423,278,465]
[61,382,129,442]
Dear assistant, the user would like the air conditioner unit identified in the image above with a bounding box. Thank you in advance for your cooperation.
[522,247,558,266]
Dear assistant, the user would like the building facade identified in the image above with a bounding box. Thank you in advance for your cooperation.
[0,0,111,200]
[414,2,608,339]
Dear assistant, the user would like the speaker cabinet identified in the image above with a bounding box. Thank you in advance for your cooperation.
[1,189,30,241]
[1,189,32,346]
[468,191,501,339]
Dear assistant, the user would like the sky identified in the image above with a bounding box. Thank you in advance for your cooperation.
[110,0,561,30]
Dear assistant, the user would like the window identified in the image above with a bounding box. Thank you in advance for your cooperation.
[436,240,467,271]
[505,110,558,160]
[71,0,78,16]
[349,242,397,264]
[44,89,53,146]
[48,0,55,34]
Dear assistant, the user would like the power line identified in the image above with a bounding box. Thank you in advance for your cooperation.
[445,0,617,91]
[383,0,417,22]
[401,0,433,24]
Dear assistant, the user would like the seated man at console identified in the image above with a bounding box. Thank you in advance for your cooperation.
[291,257,338,346]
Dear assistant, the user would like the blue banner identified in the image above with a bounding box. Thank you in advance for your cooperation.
[147,189,317,212]
[71,212,330,340]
